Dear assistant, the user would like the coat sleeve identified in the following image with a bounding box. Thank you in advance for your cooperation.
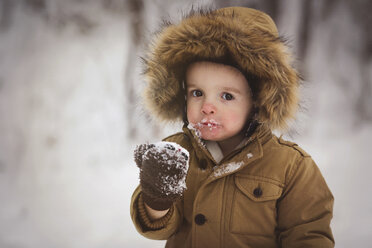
[130,185,183,240]
[277,156,335,247]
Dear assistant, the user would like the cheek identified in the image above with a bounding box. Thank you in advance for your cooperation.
[225,113,242,124]
[223,109,248,128]
[186,102,198,122]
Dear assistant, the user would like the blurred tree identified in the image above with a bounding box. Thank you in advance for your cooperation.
[124,0,144,140]
[347,0,372,122]
[24,0,46,11]
[0,0,14,31]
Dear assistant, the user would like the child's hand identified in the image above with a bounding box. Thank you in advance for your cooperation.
[134,142,189,210]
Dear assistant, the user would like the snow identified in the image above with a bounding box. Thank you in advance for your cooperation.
[161,174,187,196]
[143,141,189,196]
[189,119,221,132]
[0,2,166,247]
[200,118,221,131]
[213,161,244,177]
[247,153,253,159]
[0,1,371,247]
[187,123,206,148]
[152,142,189,160]
[187,123,201,137]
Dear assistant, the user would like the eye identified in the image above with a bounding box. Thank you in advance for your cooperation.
[191,90,203,97]
[222,92,234,101]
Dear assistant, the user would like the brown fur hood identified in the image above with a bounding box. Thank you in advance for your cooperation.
[142,7,299,131]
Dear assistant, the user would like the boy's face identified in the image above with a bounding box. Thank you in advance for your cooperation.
[186,61,253,142]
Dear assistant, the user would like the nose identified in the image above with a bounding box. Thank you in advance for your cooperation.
[201,102,216,115]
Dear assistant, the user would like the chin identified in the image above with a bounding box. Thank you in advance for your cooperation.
[202,130,244,143]
[200,132,226,142]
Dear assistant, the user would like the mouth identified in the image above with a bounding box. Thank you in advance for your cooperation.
[200,118,221,129]
[190,119,221,132]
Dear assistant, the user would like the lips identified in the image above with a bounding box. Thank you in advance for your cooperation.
[200,118,221,129]
[190,119,221,132]
[202,122,218,127]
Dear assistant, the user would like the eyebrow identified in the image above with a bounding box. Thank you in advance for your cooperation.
[186,83,197,88]
[187,84,242,94]
[222,87,241,94]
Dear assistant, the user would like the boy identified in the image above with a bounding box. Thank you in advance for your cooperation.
[130,7,334,248]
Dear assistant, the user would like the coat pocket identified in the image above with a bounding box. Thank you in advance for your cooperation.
[230,175,283,235]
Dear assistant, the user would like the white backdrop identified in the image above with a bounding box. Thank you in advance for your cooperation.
[0,0,371,247]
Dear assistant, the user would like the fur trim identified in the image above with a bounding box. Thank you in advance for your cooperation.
[142,7,299,130]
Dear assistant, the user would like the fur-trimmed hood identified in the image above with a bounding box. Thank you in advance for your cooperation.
[142,7,299,130]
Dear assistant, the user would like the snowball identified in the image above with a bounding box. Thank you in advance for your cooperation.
[149,141,189,195]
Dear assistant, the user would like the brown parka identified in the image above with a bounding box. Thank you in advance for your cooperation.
[130,6,334,248]
[131,124,334,247]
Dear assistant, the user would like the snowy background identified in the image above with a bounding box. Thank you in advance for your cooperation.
[0,0,371,247]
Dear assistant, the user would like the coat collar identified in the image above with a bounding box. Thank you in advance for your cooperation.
[182,124,272,178]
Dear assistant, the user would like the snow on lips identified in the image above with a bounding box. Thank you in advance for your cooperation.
[145,141,190,195]
[191,118,221,132]
[201,118,221,130]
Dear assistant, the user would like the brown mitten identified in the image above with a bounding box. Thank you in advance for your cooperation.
[134,142,189,210]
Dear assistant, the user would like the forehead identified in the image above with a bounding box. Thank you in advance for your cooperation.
[186,61,249,89]
[187,61,243,77]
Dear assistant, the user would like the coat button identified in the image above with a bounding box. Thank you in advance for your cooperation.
[195,214,206,225]
[199,159,207,170]
[253,187,263,197]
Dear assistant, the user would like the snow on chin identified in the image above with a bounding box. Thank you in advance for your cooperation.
[188,122,203,134]
[187,123,203,141]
